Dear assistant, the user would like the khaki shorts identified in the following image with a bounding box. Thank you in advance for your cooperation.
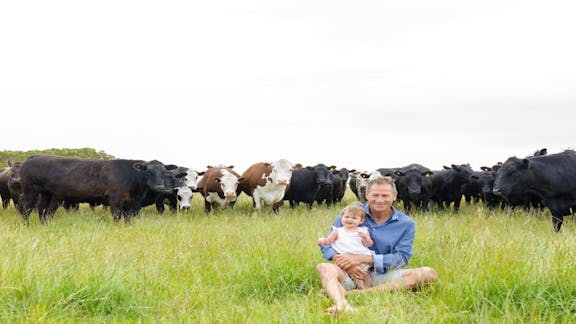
[342,268,408,290]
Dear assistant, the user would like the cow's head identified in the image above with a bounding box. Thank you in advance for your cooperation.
[217,169,241,198]
[177,186,193,210]
[134,160,175,193]
[493,156,530,199]
[269,159,293,185]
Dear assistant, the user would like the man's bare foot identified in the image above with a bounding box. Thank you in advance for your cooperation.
[327,303,357,315]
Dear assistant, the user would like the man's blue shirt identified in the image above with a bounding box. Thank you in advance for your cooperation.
[320,203,415,274]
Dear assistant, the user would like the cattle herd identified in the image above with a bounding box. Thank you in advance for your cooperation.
[0,147,575,232]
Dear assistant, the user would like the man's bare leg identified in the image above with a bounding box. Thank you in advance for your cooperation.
[317,263,357,313]
[348,267,438,295]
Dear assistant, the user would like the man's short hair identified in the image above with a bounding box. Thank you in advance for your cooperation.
[367,176,398,195]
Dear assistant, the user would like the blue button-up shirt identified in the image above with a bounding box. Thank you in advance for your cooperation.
[320,203,415,274]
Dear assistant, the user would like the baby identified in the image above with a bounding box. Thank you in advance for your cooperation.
[317,204,374,289]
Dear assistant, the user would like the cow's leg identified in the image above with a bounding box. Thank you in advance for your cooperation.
[252,192,262,210]
[155,200,165,214]
[21,188,40,225]
[272,201,282,215]
[166,194,177,213]
[204,200,212,213]
[108,199,123,223]
[37,194,53,224]
[552,214,564,232]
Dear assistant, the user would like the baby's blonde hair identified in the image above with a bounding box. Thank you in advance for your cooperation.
[341,204,366,222]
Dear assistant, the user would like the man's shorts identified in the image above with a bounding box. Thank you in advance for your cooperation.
[342,268,409,290]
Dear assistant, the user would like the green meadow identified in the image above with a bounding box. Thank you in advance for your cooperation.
[1,192,576,323]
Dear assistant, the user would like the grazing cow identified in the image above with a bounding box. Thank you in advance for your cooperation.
[239,159,294,214]
[19,155,177,224]
[493,150,576,232]
[394,163,433,213]
[430,164,473,212]
[284,163,333,209]
[196,166,242,213]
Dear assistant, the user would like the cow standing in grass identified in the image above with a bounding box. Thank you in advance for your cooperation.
[19,154,178,224]
[196,166,242,213]
[493,150,576,232]
[239,159,293,214]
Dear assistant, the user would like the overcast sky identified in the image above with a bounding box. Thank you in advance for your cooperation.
[1,0,575,173]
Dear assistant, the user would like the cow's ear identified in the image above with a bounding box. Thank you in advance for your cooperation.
[328,165,337,171]
[165,164,178,170]
[133,162,147,171]
[198,171,206,176]
[522,159,531,169]
[443,165,451,170]
[348,169,356,173]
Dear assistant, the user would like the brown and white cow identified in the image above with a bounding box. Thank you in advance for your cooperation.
[239,159,293,214]
[196,167,242,213]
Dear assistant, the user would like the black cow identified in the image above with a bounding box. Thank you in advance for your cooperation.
[7,161,23,212]
[140,166,188,213]
[330,168,355,204]
[284,163,333,209]
[19,155,177,224]
[493,150,576,232]
[394,163,433,213]
[0,167,13,208]
[470,166,501,210]
[430,164,473,212]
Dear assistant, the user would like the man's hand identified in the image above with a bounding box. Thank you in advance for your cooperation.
[333,254,372,271]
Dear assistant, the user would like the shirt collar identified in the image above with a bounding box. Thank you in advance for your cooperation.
[362,203,399,225]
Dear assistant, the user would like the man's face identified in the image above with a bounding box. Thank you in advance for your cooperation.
[366,183,397,212]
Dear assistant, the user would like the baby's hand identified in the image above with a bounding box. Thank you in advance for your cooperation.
[317,238,327,246]
[358,231,369,240]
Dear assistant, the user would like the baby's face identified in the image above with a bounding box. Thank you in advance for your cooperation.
[341,212,363,228]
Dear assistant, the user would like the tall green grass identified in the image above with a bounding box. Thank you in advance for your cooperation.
[1,193,576,323]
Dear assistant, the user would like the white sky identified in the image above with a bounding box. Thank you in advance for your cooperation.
[1,0,575,173]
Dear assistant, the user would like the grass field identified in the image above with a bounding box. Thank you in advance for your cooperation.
[1,192,576,323]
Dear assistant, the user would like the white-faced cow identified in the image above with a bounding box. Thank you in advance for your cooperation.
[196,166,242,213]
[493,150,576,232]
[239,159,293,214]
[173,168,205,211]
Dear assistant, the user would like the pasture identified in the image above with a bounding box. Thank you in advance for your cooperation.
[1,192,576,323]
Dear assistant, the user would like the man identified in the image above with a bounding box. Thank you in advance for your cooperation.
[317,176,438,314]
